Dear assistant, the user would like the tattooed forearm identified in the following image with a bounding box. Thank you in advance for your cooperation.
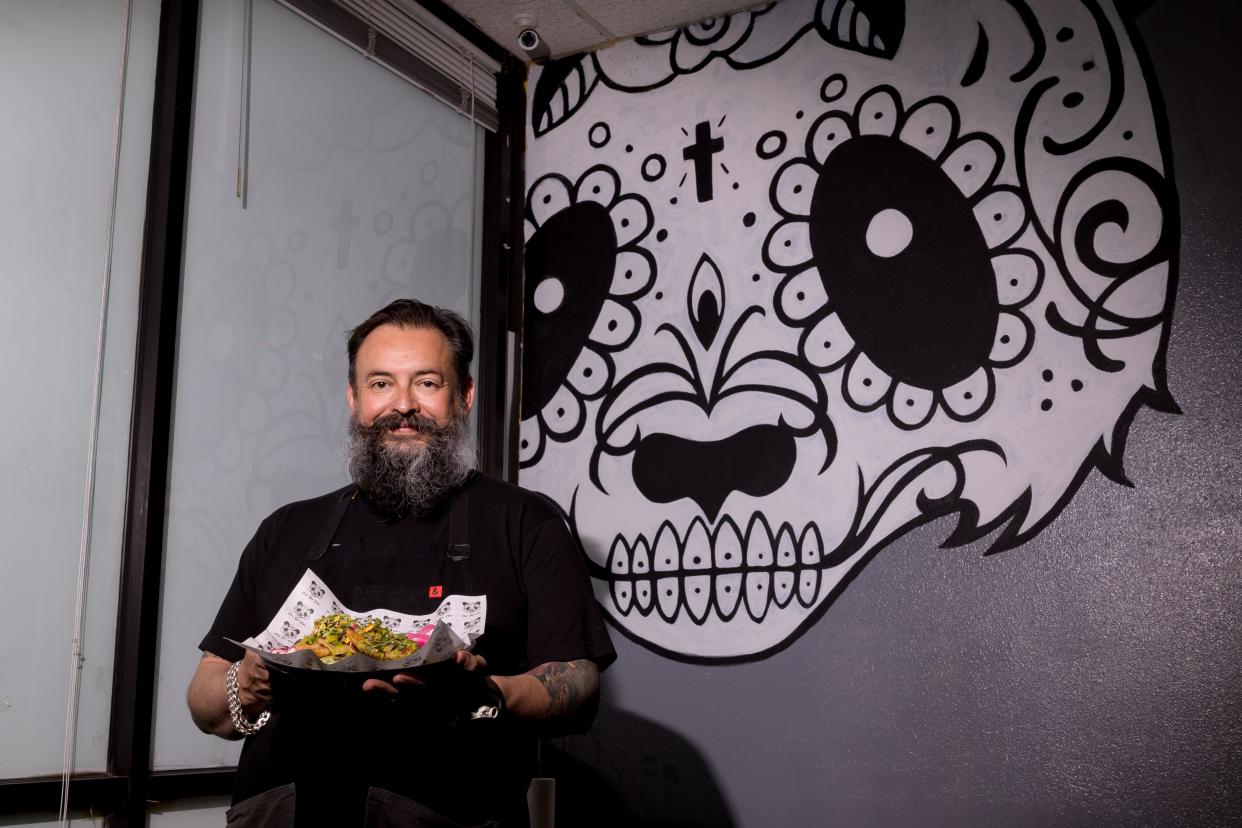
[530,659,599,718]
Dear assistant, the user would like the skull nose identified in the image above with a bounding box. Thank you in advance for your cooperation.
[631,424,797,521]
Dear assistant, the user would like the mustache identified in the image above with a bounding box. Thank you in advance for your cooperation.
[366,410,453,435]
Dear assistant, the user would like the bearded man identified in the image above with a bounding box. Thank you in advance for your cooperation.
[188,299,615,827]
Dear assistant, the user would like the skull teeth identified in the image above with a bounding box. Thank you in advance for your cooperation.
[604,516,829,622]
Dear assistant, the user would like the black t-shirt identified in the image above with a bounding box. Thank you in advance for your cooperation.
[200,473,615,826]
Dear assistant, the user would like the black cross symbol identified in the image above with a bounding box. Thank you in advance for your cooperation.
[682,120,725,203]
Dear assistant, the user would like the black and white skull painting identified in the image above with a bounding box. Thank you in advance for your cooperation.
[520,0,1177,662]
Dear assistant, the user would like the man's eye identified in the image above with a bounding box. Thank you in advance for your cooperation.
[371,381,389,390]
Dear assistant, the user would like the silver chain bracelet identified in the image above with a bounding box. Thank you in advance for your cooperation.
[226,660,270,736]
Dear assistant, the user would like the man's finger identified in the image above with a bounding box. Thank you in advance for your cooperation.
[361,679,399,695]
[239,652,269,687]
[392,673,427,687]
[455,651,488,671]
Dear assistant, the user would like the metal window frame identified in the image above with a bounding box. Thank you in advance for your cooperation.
[0,0,525,822]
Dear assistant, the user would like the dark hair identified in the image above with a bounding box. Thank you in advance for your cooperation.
[346,299,475,397]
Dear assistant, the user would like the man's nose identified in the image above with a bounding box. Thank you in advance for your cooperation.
[392,385,420,414]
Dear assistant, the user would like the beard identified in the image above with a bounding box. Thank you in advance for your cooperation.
[346,405,476,518]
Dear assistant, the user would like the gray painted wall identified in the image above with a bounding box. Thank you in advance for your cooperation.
[533,1,1241,825]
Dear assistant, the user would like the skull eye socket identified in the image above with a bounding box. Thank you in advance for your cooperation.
[518,167,655,465]
[766,87,1038,428]
[809,135,998,389]
[522,202,617,416]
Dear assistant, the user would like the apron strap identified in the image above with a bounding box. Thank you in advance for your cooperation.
[307,486,356,561]
[446,483,470,563]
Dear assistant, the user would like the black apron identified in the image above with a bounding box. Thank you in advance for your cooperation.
[305,485,475,617]
[227,486,504,828]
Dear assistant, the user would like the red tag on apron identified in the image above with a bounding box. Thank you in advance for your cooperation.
[428,585,443,598]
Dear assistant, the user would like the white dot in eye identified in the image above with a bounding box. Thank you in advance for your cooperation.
[865,208,913,258]
[533,277,565,313]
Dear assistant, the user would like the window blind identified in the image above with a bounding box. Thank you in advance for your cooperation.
[274,0,501,130]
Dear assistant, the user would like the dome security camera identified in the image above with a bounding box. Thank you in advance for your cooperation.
[517,28,541,52]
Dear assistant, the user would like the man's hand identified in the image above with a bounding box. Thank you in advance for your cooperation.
[187,650,273,739]
[360,649,488,696]
[359,652,600,724]
[234,649,273,713]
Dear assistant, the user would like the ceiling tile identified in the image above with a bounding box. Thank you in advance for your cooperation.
[578,0,758,42]
[441,0,766,60]
[446,0,605,59]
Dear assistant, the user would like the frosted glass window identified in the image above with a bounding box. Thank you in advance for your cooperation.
[152,0,484,769]
[0,0,159,777]
[147,797,231,826]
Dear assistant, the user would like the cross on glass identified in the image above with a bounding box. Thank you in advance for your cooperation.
[330,199,361,269]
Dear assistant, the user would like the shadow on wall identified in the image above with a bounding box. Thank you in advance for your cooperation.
[543,703,737,827]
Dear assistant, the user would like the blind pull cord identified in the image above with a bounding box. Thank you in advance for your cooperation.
[60,0,133,822]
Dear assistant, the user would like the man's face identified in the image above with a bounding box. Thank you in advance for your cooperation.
[347,323,474,445]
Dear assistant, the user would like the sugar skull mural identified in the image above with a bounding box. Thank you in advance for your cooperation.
[519,0,1177,662]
